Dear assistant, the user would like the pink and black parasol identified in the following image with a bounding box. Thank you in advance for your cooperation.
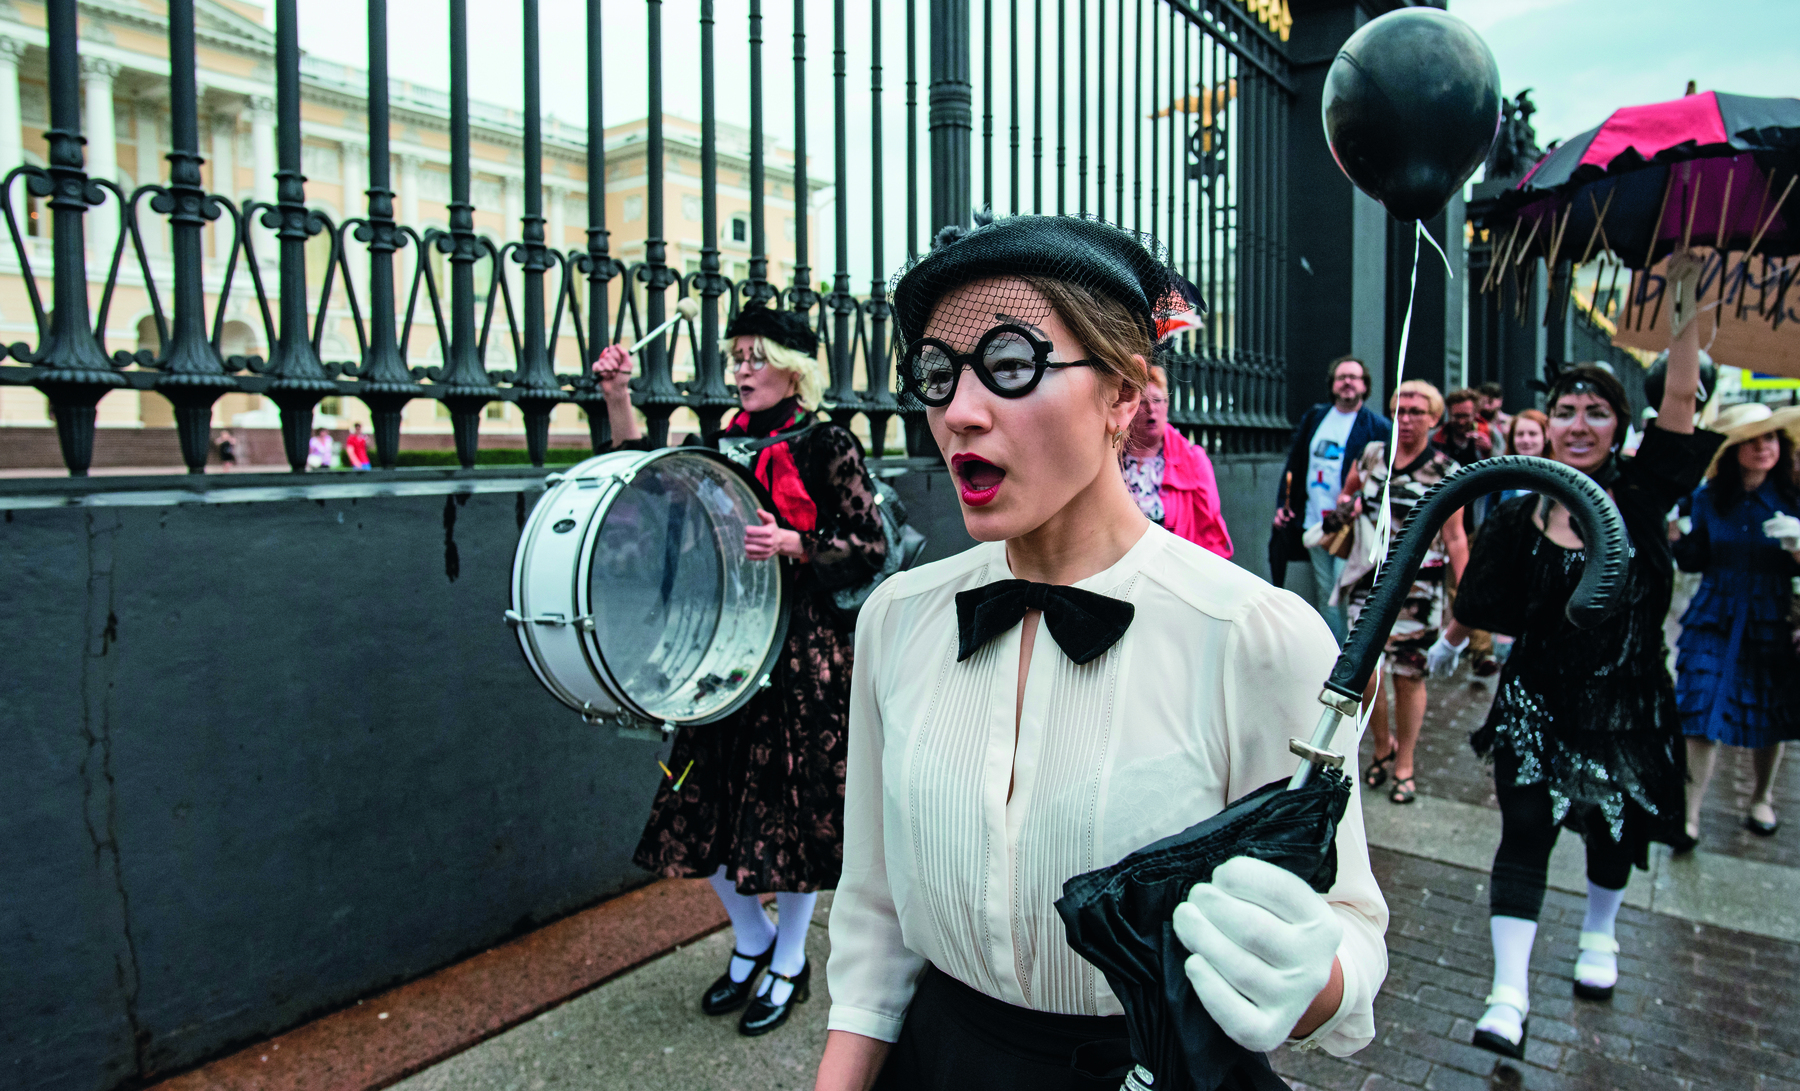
[1488,91,1800,270]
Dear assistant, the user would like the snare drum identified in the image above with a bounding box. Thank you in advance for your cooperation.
[509,447,789,733]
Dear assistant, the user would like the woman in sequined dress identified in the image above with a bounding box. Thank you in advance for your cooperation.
[1433,259,1723,1060]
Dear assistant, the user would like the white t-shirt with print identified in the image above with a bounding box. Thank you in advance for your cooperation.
[1303,406,1359,529]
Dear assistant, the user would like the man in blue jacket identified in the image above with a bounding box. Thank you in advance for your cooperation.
[1271,354,1391,645]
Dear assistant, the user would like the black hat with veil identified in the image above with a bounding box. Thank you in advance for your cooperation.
[890,214,1202,355]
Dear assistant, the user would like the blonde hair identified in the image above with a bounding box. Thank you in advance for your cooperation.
[721,334,824,408]
[1390,378,1444,422]
[1146,364,1169,394]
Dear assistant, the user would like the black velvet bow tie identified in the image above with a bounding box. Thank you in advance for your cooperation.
[955,580,1135,665]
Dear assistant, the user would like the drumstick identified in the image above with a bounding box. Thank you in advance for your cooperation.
[626,296,703,354]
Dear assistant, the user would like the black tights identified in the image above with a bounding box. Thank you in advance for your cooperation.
[1489,749,1636,921]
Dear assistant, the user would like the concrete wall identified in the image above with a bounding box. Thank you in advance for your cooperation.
[1,470,684,1091]
[0,452,1286,1091]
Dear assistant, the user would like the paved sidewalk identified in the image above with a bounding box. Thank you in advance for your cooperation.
[196,663,1800,1091]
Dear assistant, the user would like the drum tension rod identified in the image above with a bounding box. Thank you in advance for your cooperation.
[503,610,596,632]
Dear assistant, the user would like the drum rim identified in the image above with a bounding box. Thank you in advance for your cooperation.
[524,445,792,727]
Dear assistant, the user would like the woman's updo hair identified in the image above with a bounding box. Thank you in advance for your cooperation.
[1545,365,1631,451]
[1019,275,1153,399]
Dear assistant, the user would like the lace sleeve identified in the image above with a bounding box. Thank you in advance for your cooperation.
[798,424,889,590]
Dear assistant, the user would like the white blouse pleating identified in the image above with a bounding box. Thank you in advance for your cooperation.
[826,522,1388,1058]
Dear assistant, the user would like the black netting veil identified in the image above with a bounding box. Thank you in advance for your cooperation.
[890,214,1200,358]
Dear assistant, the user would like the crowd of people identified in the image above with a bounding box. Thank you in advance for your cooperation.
[574,217,1794,1088]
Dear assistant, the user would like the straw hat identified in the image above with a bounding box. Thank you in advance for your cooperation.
[1705,401,1800,478]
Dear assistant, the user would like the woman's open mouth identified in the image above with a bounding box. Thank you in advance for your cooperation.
[951,453,1006,507]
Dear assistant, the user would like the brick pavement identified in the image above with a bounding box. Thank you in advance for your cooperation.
[1273,847,1800,1091]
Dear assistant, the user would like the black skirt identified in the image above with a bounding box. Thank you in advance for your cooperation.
[875,966,1136,1091]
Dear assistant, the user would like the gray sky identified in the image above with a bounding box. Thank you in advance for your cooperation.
[294,0,1800,277]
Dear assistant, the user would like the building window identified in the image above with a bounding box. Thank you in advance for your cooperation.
[732,261,749,282]
[485,402,507,421]
[623,195,644,222]
[783,217,797,242]
[731,217,748,243]
[684,258,701,276]
[682,194,703,222]
[319,396,343,417]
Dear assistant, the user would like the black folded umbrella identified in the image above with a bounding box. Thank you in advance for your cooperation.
[1055,455,1629,1091]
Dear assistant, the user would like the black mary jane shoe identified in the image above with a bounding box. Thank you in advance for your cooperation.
[1472,1018,1529,1060]
[738,959,811,1037]
[701,944,775,1016]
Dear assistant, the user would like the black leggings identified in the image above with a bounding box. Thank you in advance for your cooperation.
[1489,748,1637,921]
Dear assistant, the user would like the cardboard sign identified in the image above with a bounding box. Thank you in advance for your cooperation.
[1611,252,1800,378]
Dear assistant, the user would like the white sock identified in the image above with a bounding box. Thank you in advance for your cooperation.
[1479,915,1537,1043]
[756,891,817,1004]
[1577,881,1625,989]
[707,867,775,983]
[1581,881,1625,937]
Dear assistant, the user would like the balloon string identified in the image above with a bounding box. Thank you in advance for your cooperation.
[1353,220,1426,745]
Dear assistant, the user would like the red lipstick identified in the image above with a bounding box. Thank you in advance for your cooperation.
[951,453,1006,507]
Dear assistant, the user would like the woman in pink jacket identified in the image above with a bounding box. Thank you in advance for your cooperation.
[1122,365,1233,557]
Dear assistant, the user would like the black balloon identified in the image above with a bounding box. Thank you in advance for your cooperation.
[1322,8,1502,223]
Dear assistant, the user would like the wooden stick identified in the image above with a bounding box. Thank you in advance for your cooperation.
[1713,167,1736,252]
[1512,215,1542,268]
[1603,256,1624,321]
[1736,174,1796,320]
[1482,218,1522,294]
[1680,169,1704,253]
[1575,189,1616,269]
[1641,168,1677,271]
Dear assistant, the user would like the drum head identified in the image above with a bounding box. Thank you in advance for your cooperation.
[512,448,788,728]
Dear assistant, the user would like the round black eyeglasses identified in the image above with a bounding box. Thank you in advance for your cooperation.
[900,324,1096,407]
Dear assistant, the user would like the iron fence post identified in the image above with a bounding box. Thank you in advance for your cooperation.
[29,0,123,476]
[864,0,897,456]
[577,0,616,452]
[693,0,733,438]
[265,0,334,472]
[789,0,817,319]
[436,0,496,468]
[513,0,561,468]
[927,0,970,234]
[825,0,858,420]
[352,0,416,469]
[743,0,774,312]
[153,0,234,475]
[636,0,680,447]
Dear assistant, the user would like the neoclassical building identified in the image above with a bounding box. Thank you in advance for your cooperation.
[0,0,819,466]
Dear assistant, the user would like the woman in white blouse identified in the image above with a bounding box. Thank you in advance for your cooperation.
[815,216,1387,1090]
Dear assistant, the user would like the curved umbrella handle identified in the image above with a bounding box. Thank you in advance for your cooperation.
[1289,456,1627,789]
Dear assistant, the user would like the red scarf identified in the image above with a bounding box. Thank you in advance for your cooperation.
[726,401,818,533]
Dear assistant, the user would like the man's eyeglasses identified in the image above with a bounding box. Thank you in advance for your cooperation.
[901,324,1095,407]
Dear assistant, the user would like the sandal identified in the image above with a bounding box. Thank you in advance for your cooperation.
[1364,748,1397,790]
[1388,776,1416,805]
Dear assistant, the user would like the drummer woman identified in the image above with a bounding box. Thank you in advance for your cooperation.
[815,216,1387,1090]
[1434,255,1723,1058]
[593,306,888,1037]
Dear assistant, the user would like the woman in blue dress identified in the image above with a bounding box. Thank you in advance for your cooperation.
[1673,401,1800,843]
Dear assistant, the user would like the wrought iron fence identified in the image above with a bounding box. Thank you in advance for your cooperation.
[0,0,1290,477]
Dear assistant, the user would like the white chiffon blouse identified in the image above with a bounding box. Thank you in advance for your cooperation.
[825,522,1388,1058]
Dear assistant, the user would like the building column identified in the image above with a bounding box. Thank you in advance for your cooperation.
[248,95,277,263]
[340,136,366,300]
[398,152,419,229]
[546,182,565,254]
[503,172,523,239]
[81,57,121,263]
[209,109,237,261]
[0,36,24,234]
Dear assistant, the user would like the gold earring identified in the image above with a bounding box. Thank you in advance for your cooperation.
[1111,428,1126,448]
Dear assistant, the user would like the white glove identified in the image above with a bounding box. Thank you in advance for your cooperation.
[1172,856,1343,1053]
[1425,633,1468,678]
[1764,514,1800,552]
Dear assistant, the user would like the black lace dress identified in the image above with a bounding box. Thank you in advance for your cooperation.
[1452,425,1723,863]
[632,404,888,894]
